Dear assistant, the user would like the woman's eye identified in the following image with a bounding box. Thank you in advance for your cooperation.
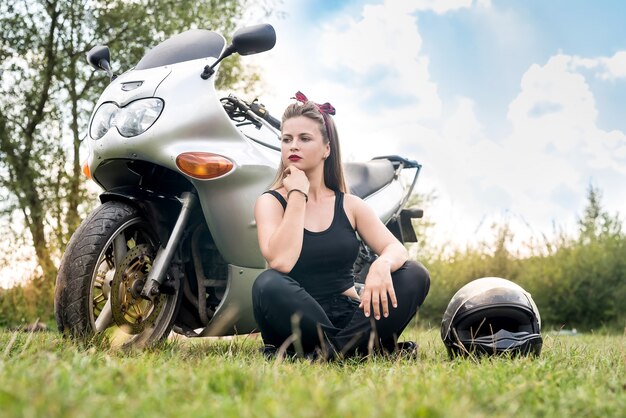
[281,137,291,143]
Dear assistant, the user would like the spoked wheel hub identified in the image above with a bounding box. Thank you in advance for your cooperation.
[110,244,165,334]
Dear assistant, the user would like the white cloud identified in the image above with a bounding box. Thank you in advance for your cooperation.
[598,51,626,80]
[569,52,626,80]
[507,54,626,174]
[484,53,626,234]
[404,0,486,14]
[318,1,441,120]
[584,129,626,174]
[508,55,598,153]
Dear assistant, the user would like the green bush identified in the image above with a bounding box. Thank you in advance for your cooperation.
[417,185,625,331]
[418,233,626,331]
[0,278,54,328]
[519,234,625,330]
[418,227,521,328]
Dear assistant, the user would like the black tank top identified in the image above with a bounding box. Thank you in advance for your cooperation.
[264,190,361,300]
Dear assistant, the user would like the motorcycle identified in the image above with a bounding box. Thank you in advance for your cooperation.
[54,23,424,348]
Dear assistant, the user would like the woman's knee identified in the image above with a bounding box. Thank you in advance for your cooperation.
[252,269,286,302]
[393,260,431,304]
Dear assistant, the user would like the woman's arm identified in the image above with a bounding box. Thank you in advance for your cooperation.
[255,166,310,273]
[348,195,409,319]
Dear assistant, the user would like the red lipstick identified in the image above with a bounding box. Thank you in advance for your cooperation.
[288,155,302,161]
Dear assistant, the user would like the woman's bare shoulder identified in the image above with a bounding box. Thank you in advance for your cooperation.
[343,193,366,210]
[256,188,288,212]
[342,193,366,227]
[255,190,287,230]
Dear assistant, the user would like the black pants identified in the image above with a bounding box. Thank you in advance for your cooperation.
[252,260,430,357]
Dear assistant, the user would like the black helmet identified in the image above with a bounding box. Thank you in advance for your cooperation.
[441,277,542,357]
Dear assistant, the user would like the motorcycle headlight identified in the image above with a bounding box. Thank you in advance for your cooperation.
[89,98,164,140]
[116,98,164,137]
[90,102,117,140]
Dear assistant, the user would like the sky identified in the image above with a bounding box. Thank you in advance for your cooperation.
[249,0,626,249]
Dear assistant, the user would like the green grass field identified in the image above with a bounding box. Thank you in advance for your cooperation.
[0,328,624,418]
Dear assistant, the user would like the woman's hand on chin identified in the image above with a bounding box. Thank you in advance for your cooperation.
[283,166,310,195]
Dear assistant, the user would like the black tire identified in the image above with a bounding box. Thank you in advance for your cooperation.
[54,200,181,347]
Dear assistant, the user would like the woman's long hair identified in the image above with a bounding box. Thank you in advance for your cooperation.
[269,101,348,193]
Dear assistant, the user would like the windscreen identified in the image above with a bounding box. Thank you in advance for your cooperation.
[135,29,225,70]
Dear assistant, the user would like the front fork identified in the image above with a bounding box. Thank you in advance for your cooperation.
[140,191,197,299]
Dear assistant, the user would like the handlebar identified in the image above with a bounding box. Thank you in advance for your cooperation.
[249,101,281,130]
[222,95,281,131]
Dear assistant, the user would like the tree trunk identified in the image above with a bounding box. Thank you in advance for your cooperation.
[65,63,82,243]
[24,197,57,281]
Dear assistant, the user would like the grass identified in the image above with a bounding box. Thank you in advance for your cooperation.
[0,327,624,418]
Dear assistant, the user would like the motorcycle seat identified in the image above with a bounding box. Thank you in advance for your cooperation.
[344,159,396,199]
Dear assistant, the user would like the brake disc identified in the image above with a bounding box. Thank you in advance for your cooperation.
[110,244,166,334]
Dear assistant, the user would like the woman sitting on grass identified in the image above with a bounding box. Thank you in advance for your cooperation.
[252,92,430,359]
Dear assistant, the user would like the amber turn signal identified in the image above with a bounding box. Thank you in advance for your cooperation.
[82,160,92,179]
[176,152,234,180]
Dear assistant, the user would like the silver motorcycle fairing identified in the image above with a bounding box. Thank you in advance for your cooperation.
[91,66,172,109]
[361,178,405,222]
[88,57,279,269]
[200,265,264,336]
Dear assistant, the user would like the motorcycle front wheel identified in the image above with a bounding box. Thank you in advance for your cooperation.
[54,200,181,348]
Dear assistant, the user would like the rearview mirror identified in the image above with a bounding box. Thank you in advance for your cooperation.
[86,45,115,80]
[200,24,276,80]
[86,45,111,71]
[231,24,276,56]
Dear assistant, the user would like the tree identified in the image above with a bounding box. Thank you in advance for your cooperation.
[577,183,622,244]
[0,0,269,284]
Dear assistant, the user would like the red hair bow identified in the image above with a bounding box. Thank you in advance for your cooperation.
[293,91,336,116]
